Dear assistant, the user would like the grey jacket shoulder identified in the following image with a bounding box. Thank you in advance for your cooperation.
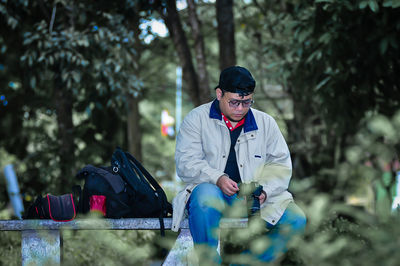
[250,107,276,122]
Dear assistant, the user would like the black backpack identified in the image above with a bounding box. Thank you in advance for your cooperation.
[76,148,172,235]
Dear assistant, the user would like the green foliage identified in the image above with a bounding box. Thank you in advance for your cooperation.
[220,198,400,265]
[141,98,177,180]
[63,229,157,266]
[281,111,400,265]
[287,0,400,169]
[0,0,146,196]
[0,231,20,266]
[287,198,400,266]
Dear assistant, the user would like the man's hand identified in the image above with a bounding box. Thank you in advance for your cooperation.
[216,175,239,196]
[259,191,267,204]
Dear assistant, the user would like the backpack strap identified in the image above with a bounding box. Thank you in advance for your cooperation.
[124,151,162,190]
[124,151,172,215]
[124,152,173,236]
[112,148,172,235]
[111,149,142,191]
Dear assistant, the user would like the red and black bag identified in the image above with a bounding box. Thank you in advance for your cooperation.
[76,148,173,235]
[23,194,77,222]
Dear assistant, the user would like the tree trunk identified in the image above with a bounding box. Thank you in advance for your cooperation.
[127,94,142,161]
[160,0,202,106]
[187,0,211,103]
[126,11,143,161]
[216,0,236,70]
[54,75,75,189]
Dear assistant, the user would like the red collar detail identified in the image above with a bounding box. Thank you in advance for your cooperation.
[222,113,245,131]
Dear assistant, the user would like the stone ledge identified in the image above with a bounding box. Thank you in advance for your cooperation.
[0,217,248,231]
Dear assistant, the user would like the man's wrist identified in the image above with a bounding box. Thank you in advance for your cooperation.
[217,174,229,184]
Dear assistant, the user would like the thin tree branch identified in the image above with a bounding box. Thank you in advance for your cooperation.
[49,4,56,34]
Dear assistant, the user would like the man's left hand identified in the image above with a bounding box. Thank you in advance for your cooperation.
[259,191,267,204]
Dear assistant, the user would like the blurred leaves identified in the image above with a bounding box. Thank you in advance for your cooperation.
[284,111,400,265]
[63,229,157,266]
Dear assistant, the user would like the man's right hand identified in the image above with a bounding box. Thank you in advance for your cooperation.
[217,175,239,196]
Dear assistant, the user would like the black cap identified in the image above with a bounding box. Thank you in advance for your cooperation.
[216,66,256,95]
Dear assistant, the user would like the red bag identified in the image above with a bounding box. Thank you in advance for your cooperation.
[89,195,106,216]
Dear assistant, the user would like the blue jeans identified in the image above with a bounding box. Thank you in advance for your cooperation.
[187,183,307,263]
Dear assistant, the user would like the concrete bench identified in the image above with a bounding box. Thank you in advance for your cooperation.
[0,218,248,265]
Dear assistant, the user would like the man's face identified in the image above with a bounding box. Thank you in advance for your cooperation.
[216,88,253,122]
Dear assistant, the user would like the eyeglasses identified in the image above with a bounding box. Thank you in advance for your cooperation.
[228,99,254,108]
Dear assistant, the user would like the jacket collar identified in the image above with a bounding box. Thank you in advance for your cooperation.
[209,99,258,133]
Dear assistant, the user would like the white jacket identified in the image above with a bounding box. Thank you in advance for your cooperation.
[172,100,293,232]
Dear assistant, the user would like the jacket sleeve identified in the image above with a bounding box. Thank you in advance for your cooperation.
[255,117,292,199]
[175,110,225,185]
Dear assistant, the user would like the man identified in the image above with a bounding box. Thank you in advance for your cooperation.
[172,66,306,264]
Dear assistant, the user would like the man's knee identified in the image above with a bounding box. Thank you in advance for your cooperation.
[189,183,224,211]
[285,202,307,233]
